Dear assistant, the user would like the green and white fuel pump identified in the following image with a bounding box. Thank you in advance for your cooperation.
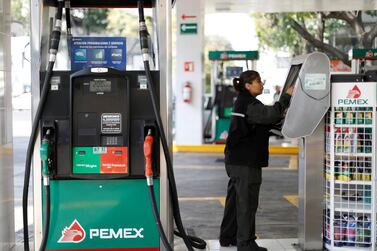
[204,50,259,143]
[24,1,205,250]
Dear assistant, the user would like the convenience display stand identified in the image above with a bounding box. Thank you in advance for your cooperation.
[324,80,376,250]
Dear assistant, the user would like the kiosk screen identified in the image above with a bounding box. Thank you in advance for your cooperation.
[281,64,302,99]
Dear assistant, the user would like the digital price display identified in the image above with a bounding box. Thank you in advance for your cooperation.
[90,79,112,93]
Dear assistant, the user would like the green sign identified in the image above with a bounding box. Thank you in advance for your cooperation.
[180,23,198,34]
[73,147,101,174]
[46,180,160,250]
[209,50,259,61]
[352,48,377,59]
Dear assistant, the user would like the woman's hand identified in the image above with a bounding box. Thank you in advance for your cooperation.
[286,85,294,96]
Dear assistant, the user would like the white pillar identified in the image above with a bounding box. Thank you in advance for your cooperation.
[0,0,15,249]
[175,0,204,145]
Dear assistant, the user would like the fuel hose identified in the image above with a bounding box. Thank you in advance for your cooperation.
[22,0,64,250]
[39,130,52,251]
[144,130,172,251]
[65,0,72,54]
[138,1,206,250]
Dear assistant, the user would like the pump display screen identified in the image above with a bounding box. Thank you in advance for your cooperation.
[89,79,112,93]
[281,64,302,95]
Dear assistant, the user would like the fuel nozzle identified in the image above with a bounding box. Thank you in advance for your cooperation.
[144,129,154,186]
[41,129,53,186]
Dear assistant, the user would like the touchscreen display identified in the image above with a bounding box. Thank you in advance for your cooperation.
[281,64,302,96]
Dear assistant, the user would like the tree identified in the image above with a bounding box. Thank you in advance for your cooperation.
[253,11,377,65]
[254,13,309,55]
[70,9,109,35]
[11,0,30,35]
[205,35,233,53]
[106,9,139,37]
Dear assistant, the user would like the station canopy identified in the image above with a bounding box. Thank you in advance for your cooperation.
[206,0,377,13]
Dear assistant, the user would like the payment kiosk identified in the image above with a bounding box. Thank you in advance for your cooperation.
[280,52,331,250]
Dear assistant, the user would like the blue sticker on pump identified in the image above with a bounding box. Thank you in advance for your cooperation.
[70,37,126,72]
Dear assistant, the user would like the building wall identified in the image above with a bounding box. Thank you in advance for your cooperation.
[0,0,15,249]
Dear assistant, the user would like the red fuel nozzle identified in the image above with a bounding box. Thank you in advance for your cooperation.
[144,129,154,181]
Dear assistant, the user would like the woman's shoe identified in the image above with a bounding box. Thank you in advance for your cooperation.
[219,239,237,247]
[250,240,267,251]
[237,241,268,251]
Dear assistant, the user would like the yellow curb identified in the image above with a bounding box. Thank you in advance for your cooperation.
[173,144,298,155]
[283,195,298,208]
[173,145,224,153]
[289,155,298,170]
[0,146,12,155]
[269,146,299,155]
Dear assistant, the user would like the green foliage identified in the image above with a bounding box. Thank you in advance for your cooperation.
[69,8,109,35]
[70,9,152,37]
[106,9,153,37]
[106,9,139,37]
[205,35,233,55]
[365,10,377,17]
[323,18,347,42]
[253,13,303,55]
[252,12,347,55]
[80,9,109,35]
[11,0,30,34]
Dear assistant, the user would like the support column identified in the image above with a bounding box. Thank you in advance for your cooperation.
[156,0,174,248]
[0,0,15,248]
[298,120,324,250]
[175,0,204,145]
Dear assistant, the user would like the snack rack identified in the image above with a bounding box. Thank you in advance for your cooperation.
[324,81,376,250]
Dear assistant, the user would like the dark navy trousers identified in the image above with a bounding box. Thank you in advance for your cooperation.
[220,164,262,248]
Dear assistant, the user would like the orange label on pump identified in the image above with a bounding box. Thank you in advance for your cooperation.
[100,147,128,174]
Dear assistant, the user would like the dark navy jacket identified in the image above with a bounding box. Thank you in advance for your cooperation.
[224,91,291,167]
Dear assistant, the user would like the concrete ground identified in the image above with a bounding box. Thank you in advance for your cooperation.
[173,152,298,241]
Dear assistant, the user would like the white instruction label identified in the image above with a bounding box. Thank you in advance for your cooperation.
[101,113,122,134]
[304,74,327,90]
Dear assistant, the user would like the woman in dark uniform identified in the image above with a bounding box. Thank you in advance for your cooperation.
[219,70,293,251]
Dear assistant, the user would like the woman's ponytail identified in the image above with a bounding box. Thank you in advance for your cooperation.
[233,77,243,92]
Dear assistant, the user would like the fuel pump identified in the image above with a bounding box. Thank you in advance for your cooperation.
[24,0,205,250]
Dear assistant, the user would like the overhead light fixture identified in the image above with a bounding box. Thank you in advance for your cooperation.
[215,1,232,12]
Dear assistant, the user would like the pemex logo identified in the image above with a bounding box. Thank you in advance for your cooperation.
[58,219,86,243]
[346,85,361,99]
[366,50,374,58]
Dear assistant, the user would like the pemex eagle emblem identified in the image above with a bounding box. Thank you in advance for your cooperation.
[58,219,86,243]
[346,85,361,99]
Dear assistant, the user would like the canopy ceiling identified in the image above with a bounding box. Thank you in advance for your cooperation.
[205,0,377,13]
